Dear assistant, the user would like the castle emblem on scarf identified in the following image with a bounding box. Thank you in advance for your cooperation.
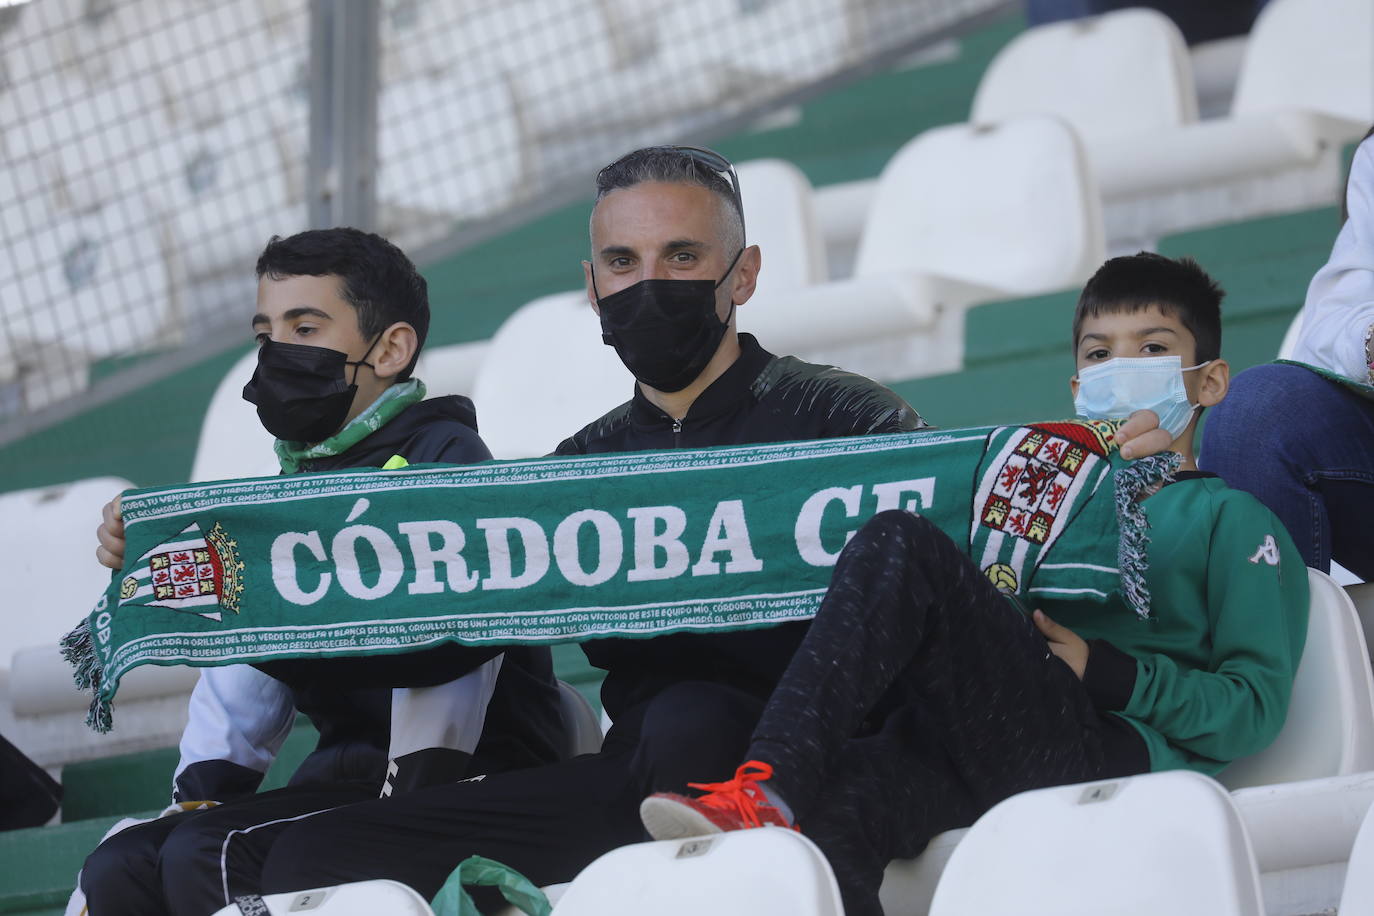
[118,521,244,622]
[979,421,1112,545]
[971,420,1117,596]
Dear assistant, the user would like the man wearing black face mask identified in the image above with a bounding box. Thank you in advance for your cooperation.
[84,228,565,916]
[559,146,931,732]
[255,147,926,906]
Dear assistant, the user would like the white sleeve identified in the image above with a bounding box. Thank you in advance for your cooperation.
[1292,136,1374,380]
[172,665,296,796]
[388,655,503,761]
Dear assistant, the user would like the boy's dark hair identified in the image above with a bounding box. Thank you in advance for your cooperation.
[256,228,429,379]
[594,146,745,251]
[1072,252,1224,364]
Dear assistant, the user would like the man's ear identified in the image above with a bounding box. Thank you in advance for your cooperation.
[583,260,600,314]
[1069,373,1080,401]
[1197,358,1230,408]
[371,322,419,380]
[728,245,762,306]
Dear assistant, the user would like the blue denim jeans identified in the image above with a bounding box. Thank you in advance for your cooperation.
[1024,0,1092,25]
[1200,363,1374,579]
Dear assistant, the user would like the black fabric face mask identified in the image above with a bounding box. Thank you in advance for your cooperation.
[242,338,376,442]
[595,249,744,393]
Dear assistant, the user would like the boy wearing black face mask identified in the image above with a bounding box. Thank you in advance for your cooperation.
[83,228,565,916]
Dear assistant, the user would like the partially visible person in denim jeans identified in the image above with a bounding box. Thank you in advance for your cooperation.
[1201,129,1374,580]
[1025,0,1267,44]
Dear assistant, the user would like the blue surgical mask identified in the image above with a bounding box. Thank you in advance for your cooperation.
[1073,356,1210,441]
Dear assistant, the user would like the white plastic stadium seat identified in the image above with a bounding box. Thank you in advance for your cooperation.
[1276,310,1304,360]
[1339,797,1374,913]
[854,116,1104,296]
[1234,773,1374,916]
[1191,35,1249,119]
[191,347,280,483]
[971,8,1197,145]
[471,291,633,459]
[0,478,202,769]
[1085,0,1370,237]
[833,117,1103,377]
[735,159,828,297]
[9,644,199,718]
[883,772,1374,916]
[557,679,603,757]
[879,827,968,916]
[209,880,434,916]
[0,477,135,664]
[413,340,492,403]
[1348,582,1374,668]
[1219,569,1374,790]
[1231,0,1374,127]
[551,828,844,916]
[928,771,1264,916]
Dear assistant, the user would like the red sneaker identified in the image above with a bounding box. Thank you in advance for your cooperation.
[640,761,796,841]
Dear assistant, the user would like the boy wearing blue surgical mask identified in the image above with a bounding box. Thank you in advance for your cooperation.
[1070,252,1231,471]
[633,252,1309,916]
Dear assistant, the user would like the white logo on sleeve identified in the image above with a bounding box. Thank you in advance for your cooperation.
[1248,535,1280,566]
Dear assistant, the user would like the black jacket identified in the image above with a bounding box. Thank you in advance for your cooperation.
[192,396,565,799]
[555,335,927,719]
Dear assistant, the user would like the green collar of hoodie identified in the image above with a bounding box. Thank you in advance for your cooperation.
[273,379,426,474]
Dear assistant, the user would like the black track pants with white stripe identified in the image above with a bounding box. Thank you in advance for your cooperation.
[260,681,765,910]
[81,783,372,916]
[748,510,1146,916]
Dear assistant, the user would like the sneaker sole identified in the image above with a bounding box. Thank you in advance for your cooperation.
[640,796,727,841]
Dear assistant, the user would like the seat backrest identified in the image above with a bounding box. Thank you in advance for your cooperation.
[191,346,279,483]
[0,476,135,663]
[1220,569,1374,790]
[852,116,1104,297]
[471,290,633,459]
[972,8,1196,144]
[1347,582,1374,669]
[1231,0,1374,125]
[929,771,1264,916]
[209,879,433,916]
[557,679,603,757]
[736,158,828,296]
[551,828,844,915]
[413,339,490,401]
[1339,796,1374,912]
[1276,309,1304,360]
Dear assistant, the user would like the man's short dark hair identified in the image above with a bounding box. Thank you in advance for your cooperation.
[256,228,429,379]
[1072,252,1224,364]
[594,146,745,251]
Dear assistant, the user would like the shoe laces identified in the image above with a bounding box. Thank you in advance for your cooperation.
[686,760,776,828]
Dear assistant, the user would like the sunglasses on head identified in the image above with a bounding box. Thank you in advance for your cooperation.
[598,145,746,239]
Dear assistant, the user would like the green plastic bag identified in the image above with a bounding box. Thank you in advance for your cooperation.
[430,855,552,916]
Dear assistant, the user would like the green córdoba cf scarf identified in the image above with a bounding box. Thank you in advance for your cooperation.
[65,419,1176,731]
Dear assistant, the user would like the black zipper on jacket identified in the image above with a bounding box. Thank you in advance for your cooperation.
[672,416,683,447]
